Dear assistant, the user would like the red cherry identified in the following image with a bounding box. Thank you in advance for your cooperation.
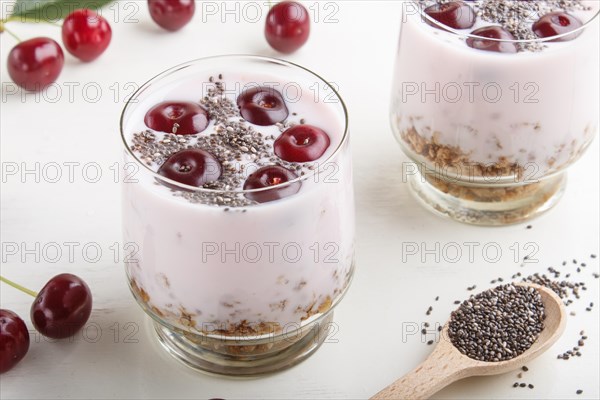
[265,1,310,53]
[0,310,29,374]
[61,9,112,62]
[148,0,195,31]
[31,273,92,339]
[237,86,289,126]
[144,102,209,135]
[466,26,518,53]
[532,12,583,42]
[157,149,222,188]
[7,37,64,92]
[243,166,301,203]
[424,1,476,30]
[274,125,331,162]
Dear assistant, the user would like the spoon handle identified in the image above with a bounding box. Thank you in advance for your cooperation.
[371,343,468,400]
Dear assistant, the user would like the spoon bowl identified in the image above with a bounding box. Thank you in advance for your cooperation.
[371,283,566,399]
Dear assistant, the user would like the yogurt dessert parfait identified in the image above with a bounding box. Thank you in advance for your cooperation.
[120,56,354,375]
[391,0,600,224]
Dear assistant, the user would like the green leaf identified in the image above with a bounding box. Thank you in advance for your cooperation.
[8,0,114,22]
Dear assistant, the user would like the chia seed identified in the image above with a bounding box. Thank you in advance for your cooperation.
[448,283,545,362]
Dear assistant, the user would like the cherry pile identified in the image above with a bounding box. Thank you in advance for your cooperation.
[4,1,311,90]
[423,1,585,53]
[0,274,92,373]
[145,86,331,203]
[6,8,111,91]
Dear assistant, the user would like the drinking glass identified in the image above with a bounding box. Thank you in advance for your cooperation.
[390,2,600,225]
[120,55,355,375]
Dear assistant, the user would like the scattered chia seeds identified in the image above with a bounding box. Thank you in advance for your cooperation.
[558,332,588,360]
[448,283,545,362]
[521,273,586,304]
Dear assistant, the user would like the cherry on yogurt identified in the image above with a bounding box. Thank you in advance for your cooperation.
[532,12,583,42]
[466,26,518,53]
[237,86,289,126]
[157,149,222,188]
[424,1,476,30]
[144,102,209,135]
[274,125,331,162]
[243,166,301,203]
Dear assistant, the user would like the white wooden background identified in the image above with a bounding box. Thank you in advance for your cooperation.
[1,1,598,399]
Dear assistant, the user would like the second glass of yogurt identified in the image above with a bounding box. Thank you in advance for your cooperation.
[391,0,600,225]
[120,56,354,375]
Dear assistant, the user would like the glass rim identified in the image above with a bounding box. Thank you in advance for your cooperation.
[408,0,600,44]
[119,54,349,195]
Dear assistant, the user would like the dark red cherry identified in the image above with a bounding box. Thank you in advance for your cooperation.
[532,12,583,42]
[265,1,310,53]
[61,9,112,62]
[237,86,289,126]
[31,274,92,339]
[144,102,209,135]
[424,1,476,30]
[148,0,195,31]
[274,125,331,162]
[243,166,301,203]
[7,37,64,92]
[467,26,518,53]
[0,310,29,374]
[158,149,222,188]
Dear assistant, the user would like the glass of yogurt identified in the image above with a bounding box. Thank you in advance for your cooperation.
[120,55,354,375]
[391,0,600,225]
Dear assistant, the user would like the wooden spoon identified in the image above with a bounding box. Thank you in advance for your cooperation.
[371,283,566,400]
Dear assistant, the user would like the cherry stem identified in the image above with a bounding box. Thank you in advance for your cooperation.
[0,22,22,42]
[0,275,38,297]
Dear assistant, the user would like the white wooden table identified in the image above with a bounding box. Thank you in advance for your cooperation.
[1,1,598,398]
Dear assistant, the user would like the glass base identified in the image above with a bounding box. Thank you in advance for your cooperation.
[408,169,567,226]
[153,310,334,377]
